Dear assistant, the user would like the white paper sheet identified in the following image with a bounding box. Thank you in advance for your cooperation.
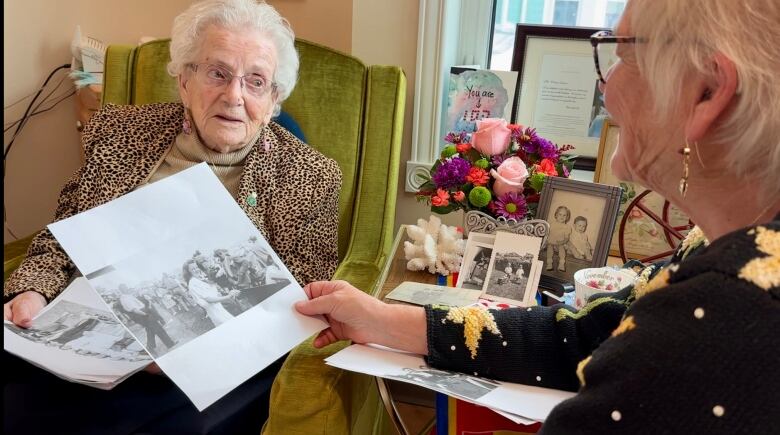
[325,344,575,423]
[3,278,150,388]
[48,164,328,410]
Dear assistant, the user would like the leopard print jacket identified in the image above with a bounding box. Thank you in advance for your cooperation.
[4,103,341,302]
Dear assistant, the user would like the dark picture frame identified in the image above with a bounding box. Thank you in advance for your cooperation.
[536,176,622,288]
[510,25,607,171]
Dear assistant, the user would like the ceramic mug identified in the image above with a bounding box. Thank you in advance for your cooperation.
[572,267,636,309]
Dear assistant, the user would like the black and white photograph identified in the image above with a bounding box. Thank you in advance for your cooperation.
[481,232,542,306]
[458,243,494,291]
[48,164,328,410]
[387,366,500,401]
[537,177,623,285]
[87,221,291,359]
[4,300,149,363]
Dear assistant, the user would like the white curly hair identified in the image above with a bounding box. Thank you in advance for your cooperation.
[167,0,298,116]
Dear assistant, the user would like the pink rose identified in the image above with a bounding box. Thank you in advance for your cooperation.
[472,118,512,156]
[490,157,529,197]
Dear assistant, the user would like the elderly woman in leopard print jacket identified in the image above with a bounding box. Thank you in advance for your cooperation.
[4,0,341,329]
[4,1,341,433]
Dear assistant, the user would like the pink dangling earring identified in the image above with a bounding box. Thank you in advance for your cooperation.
[182,114,193,135]
[263,136,272,152]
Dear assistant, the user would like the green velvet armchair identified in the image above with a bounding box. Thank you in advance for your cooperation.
[3,38,405,434]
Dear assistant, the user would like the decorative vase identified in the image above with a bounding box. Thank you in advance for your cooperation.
[463,210,550,248]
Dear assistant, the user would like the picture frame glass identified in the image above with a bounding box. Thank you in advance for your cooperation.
[539,190,606,283]
[512,26,616,160]
[594,121,692,259]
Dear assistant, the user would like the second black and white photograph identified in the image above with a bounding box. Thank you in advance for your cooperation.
[87,222,292,358]
[481,232,542,306]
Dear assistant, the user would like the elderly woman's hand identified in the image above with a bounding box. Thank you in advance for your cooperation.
[3,291,47,328]
[296,280,429,355]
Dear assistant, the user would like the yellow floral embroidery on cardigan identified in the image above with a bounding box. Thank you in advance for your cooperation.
[635,268,671,299]
[679,226,709,261]
[443,307,501,359]
[611,315,636,337]
[555,296,626,322]
[576,355,592,386]
[738,226,780,290]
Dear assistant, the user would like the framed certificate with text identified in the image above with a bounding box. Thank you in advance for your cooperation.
[511,25,611,169]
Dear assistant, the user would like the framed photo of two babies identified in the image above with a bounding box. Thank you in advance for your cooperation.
[537,176,622,286]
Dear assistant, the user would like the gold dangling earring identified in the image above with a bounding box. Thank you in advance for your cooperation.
[678,142,691,197]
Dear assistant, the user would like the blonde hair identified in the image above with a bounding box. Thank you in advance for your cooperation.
[167,0,298,116]
[628,0,780,199]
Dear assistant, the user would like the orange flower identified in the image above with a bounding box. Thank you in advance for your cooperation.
[431,188,450,207]
[456,142,472,154]
[453,191,466,202]
[537,158,558,176]
[465,167,490,186]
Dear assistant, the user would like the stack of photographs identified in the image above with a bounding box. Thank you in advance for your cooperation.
[457,232,543,307]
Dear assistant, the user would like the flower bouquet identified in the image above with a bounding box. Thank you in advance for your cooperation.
[416,118,576,222]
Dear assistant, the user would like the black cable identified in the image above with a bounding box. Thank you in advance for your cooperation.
[4,64,70,161]
[4,64,71,240]
[3,75,70,133]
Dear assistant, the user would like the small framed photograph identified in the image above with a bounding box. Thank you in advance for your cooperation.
[511,25,613,170]
[481,232,542,306]
[457,240,494,291]
[536,177,622,286]
[593,120,692,259]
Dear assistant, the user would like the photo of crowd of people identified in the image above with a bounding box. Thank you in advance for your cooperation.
[4,300,150,362]
[89,229,292,358]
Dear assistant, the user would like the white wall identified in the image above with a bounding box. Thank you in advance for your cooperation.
[3,0,193,241]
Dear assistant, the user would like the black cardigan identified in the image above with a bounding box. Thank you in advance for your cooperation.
[425,215,779,434]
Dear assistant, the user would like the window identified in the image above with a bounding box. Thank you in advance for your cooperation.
[553,1,579,26]
[490,0,626,70]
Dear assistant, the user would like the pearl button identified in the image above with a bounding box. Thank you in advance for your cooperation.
[611,410,622,421]
[502,341,507,346]
[563,338,568,343]
[450,345,456,351]
[527,307,532,311]
[694,308,705,319]
[535,375,541,382]
[713,405,725,417]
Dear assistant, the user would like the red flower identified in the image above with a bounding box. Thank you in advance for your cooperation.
[431,189,450,207]
[537,158,558,176]
[453,191,466,202]
[465,167,489,186]
[456,142,472,154]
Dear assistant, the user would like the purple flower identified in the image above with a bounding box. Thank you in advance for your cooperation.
[561,164,570,178]
[432,157,471,189]
[444,131,469,144]
[491,154,510,167]
[517,128,540,154]
[536,137,558,159]
[493,192,528,220]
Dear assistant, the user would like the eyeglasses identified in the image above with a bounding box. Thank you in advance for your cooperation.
[188,63,277,98]
[590,30,639,84]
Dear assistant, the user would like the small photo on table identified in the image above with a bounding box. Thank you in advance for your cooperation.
[481,232,542,306]
[457,242,494,291]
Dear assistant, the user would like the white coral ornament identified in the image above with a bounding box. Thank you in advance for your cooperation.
[404,215,466,275]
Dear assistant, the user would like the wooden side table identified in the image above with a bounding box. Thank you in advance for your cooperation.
[372,225,438,435]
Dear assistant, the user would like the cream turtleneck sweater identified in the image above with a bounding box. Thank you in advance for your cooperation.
[146,131,255,198]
